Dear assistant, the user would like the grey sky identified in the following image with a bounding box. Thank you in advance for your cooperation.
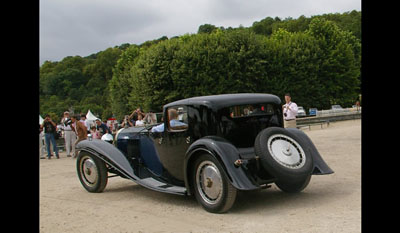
[40,0,361,65]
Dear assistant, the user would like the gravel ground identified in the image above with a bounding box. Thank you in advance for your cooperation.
[39,119,361,233]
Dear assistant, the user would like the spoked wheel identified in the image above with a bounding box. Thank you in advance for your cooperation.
[192,153,237,213]
[76,152,108,193]
[255,127,314,192]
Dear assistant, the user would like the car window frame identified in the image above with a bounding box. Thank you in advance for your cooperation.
[166,105,189,132]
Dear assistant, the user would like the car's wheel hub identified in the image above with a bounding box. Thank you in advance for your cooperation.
[267,134,306,169]
[81,157,98,185]
[196,161,223,205]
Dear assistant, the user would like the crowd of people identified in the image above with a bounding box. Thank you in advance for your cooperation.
[120,108,157,128]
[40,111,109,159]
[39,108,158,160]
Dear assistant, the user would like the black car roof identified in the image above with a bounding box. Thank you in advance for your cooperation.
[164,93,281,110]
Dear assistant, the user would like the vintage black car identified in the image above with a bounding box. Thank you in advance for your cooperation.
[76,93,333,213]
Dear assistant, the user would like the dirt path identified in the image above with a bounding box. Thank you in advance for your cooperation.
[40,119,361,233]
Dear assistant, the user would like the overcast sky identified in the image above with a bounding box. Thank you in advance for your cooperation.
[40,0,361,65]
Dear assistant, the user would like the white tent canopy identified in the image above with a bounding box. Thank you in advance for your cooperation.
[39,115,44,125]
[86,110,98,121]
[85,110,99,129]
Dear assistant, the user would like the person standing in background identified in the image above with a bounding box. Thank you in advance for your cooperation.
[135,114,145,126]
[71,115,88,158]
[41,114,60,159]
[61,111,77,158]
[355,100,361,112]
[144,111,157,124]
[95,118,110,137]
[39,124,46,159]
[282,93,298,128]
[90,126,101,139]
[129,107,146,122]
[80,114,91,133]
[121,115,134,128]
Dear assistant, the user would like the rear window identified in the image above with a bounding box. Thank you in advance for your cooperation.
[228,103,275,118]
[219,103,281,147]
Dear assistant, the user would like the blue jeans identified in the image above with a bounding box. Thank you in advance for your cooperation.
[44,133,59,158]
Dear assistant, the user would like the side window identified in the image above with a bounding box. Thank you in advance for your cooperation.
[167,106,188,131]
[228,103,275,118]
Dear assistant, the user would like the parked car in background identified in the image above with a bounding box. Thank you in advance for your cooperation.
[309,108,318,116]
[296,106,306,118]
[331,105,343,111]
[331,105,349,114]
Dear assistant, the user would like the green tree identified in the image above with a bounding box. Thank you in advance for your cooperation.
[40,47,123,120]
[307,18,360,107]
[264,28,325,110]
[252,17,275,36]
[129,39,181,111]
[198,24,218,34]
[109,45,141,119]
[40,10,361,120]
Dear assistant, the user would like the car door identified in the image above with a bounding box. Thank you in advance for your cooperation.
[150,105,190,182]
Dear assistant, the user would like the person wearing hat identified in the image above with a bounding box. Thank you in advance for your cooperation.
[61,111,77,157]
[282,93,298,128]
[95,118,110,137]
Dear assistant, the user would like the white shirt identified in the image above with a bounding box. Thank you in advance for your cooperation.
[151,123,164,132]
[61,117,72,130]
[135,120,145,126]
[283,102,298,120]
[151,119,187,132]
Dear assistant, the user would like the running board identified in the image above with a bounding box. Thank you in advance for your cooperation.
[137,177,187,195]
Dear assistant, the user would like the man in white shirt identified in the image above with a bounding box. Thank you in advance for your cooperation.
[61,111,77,157]
[282,93,298,128]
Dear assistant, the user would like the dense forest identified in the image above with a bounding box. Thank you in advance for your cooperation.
[40,10,361,122]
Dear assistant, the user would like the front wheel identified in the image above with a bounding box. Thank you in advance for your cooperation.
[76,152,108,193]
[192,153,237,213]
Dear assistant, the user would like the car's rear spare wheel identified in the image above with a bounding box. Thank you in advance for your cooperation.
[275,174,311,193]
[254,127,313,191]
[76,151,108,193]
[192,153,237,213]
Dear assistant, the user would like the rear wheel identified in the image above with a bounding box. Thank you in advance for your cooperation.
[76,152,108,193]
[192,153,237,213]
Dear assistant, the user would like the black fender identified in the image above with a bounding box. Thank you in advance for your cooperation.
[184,136,259,195]
[76,139,138,180]
[286,128,334,175]
[76,139,187,195]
